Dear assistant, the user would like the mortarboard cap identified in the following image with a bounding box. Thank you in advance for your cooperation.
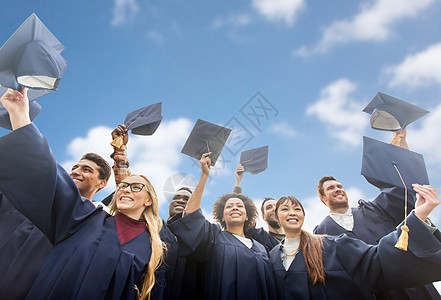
[0,85,48,130]
[361,136,429,190]
[0,13,67,91]
[239,145,268,174]
[124,102,162,136]
[181,119,232,166]
[363,92,429,131]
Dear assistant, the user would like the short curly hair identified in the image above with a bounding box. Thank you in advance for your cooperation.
[213,193,258,232]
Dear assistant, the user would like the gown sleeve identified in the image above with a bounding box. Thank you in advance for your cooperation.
[335,212,441,293]
[366,186,417,225]
[0,124,97,244]
[167,208,220,261]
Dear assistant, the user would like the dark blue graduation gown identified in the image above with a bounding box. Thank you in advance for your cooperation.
[0,192,53,300]
[0,124,162,299]
[245,226,279,253]
[167,209,277,300]
[272,212,441,300]
[314,188,441,299]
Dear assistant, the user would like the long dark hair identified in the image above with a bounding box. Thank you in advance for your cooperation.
[275,196,325,284]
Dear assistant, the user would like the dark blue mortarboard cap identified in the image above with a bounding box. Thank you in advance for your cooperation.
[181,119,232,166]
[363,92,429,131]
[0,13,67,91]
[239,145,268,174]
[361,136,429,190]
[124,102,162,136]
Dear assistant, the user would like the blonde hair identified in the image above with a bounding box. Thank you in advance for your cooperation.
[110,174,166,300]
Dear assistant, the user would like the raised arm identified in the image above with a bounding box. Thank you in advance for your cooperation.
[0,88,96,244]
[184,153,211,214]
[110,124,131,186]
[233,164,244,194]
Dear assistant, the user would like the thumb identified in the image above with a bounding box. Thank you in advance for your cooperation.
[21,87,29,98]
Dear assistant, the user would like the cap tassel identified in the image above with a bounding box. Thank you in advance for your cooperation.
[392,163,409,251]
[110,136,124,149]
[395,224,409,251]
[390,133,404,147]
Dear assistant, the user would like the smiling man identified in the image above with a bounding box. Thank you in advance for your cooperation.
[313,132,440,300]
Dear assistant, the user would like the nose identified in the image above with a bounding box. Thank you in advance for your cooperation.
[70,168,80,176]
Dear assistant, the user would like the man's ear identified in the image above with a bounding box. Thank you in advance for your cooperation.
[96,179,107,191]
[319,194,327,206]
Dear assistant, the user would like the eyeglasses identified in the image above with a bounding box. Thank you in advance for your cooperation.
[117,182,146,192]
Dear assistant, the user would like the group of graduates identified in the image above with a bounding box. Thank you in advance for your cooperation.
[1,88,441,300]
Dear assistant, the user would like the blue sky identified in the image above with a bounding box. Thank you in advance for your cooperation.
[2,0,441,233]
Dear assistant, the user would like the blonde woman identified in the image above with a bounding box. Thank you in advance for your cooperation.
[271,191,441,300]
[0,88,165,300]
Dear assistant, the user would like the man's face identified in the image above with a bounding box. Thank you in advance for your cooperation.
[70,159,105,199]
[320,180,349,210]
[262,199,280,229]
[168,189,192,218]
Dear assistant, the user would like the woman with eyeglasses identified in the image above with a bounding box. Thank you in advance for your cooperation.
[271,193,441,300]
[0,88,165,300]
[167,153,277,300]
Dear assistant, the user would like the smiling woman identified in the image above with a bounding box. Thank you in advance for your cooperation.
[167,153,277,300]
[270,195,441,300]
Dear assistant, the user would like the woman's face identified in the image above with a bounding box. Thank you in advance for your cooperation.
[222,197,247,228]
[116,175,152,220]
[277,200,304,236]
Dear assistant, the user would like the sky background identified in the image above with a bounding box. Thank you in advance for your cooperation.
[2,0,441,238]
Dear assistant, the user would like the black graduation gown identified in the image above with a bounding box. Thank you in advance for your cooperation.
[168,209,277,300]
[272,213,441,300]
[163,218,205,300]
[0,124,164,299]
[0,192,53,300]
[314,188,441,299]
[245,226,279,253]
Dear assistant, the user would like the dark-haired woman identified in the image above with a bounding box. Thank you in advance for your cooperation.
[167,153,277,300]
[271,192,441,300]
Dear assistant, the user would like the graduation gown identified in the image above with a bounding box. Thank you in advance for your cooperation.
[245,226,279,253]
[0,124,163,300]
[167,209,277,300]
[0,192,53,300]
[272,213,441,300]
[314,188,441,299]
[163,218,205,300]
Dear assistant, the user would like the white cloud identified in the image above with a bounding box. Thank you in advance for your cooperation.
[252,0,305,25]
[146,30,165,44]
[61,118,193,207]
[306,78,368,147]
[297,0,434,56]
[269,121,297,138]
[112,0,139,26]
[407,103,441,168]
[385,42,441,88]
[213,13,253,29]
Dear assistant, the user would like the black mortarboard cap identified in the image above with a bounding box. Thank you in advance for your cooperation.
[239,145,268,174]
[361,136,429,190]
[181,119,232,166]
[363,92,429,131]
[124,102,162,135]
[0,85,48,130]
[0,13,67,91]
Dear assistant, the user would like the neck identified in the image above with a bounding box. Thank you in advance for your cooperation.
[285,229,302,239]
[82,192,93,201]
[227,224,245,237]
[119,210,143,221]
[329,205,349,214]
[268,226,285,235]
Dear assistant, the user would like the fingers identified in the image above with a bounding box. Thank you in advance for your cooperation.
[412,184,439,205]
[235,164,244,173]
